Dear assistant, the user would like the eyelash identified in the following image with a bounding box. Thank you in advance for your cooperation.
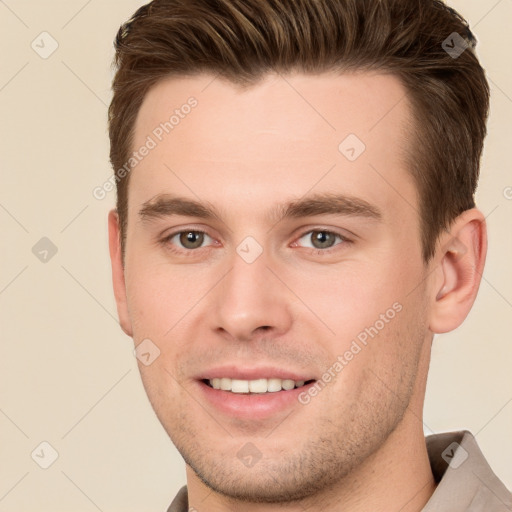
[160,229,213,257]
[160,228,353,256]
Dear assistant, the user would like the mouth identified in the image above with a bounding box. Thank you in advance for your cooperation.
[195,365,318,419]
[197,377,317,420]
[202,377,316,394]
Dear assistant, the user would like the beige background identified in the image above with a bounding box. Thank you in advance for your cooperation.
[0,0,511,510]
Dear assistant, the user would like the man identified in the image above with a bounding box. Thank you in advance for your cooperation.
[107,0,511,510]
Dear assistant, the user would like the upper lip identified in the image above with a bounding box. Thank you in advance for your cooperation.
[196,365,316,382]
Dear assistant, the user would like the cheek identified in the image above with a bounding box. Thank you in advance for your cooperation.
[125,278,167,338]
[285,259,413,344]
[124,261,201,339]
[320,296,427,416]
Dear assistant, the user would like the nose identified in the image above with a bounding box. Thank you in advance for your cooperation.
[209,247,293,342]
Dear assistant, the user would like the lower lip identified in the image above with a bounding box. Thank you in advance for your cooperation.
[196,380,316,420]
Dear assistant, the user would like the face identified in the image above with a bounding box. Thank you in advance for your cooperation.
[115,71,435,501]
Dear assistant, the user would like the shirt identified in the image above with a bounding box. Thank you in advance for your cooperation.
[166,430,512,511]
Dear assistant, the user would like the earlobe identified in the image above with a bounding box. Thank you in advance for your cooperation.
[429,209,487,334]
[108,209,133,337]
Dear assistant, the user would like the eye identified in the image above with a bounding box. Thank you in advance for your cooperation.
[295,230,349,250]
[164,230,214,250]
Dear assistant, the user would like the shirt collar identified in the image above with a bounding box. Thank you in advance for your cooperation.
[421,430,511,511]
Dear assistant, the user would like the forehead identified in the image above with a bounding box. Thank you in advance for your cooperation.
[134,70,411,153]
[129,71,416,222]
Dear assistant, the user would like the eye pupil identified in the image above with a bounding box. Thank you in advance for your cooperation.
[312,231,335,249]
[179,231,204,249]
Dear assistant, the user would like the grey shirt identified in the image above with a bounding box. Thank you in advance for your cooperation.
[166,430,512,511]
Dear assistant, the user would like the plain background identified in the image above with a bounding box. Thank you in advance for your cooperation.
[0,0,511,510]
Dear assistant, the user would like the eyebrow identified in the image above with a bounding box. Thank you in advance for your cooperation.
[138,192,382,225]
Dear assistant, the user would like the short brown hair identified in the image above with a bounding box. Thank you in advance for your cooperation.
[108,0,489,263]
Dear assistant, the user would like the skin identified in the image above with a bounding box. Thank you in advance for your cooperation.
[108,71,487,511]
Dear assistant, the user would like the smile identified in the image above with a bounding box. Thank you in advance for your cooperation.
[204,377,315,393]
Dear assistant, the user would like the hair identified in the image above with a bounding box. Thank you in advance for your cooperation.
[108,0,489,263]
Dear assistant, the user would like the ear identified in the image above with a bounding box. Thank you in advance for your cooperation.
[429,208,487,334]
[108,209,133,337]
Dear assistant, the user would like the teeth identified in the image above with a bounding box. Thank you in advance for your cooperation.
[281,379,295,390]
[208,377,308,393]
[231,379,249,393]
[249,378,267,393]
[267,378,282,392]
